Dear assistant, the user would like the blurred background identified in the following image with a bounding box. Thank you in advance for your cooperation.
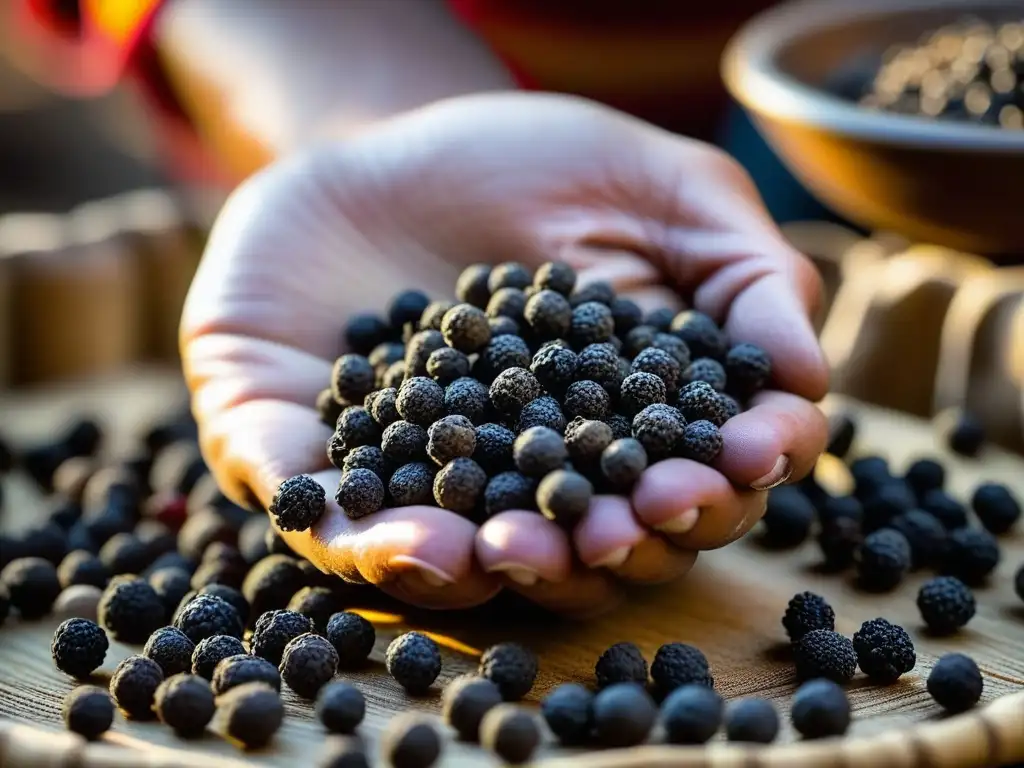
[0,0,1019,454]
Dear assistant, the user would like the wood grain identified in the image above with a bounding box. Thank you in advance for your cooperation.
[0,369,1022,767]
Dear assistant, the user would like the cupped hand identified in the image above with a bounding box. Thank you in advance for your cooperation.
[181,92,829,617]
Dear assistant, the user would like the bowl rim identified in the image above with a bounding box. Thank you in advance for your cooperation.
[721,0,1024,151]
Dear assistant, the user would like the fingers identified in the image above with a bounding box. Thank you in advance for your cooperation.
[714,390,829,489]
[631,459,768,550]
[505,567,626,619]
[475,511,573,586]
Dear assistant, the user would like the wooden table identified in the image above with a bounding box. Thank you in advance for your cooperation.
[0,368,1022,767]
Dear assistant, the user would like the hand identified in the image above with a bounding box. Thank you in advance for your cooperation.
[181,93,829,617]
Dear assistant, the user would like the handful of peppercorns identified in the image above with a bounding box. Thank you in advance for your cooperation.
[269,260,773,532]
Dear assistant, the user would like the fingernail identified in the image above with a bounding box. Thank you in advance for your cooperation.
[485,562,540,587]
[389,555,455,587]
[591,546,631,569]
[655,508,700,534]
[750,456,792,491]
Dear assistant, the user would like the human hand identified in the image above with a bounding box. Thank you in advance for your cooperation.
[181,93,829,617]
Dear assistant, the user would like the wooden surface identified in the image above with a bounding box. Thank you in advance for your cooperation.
[0,368,1022,767]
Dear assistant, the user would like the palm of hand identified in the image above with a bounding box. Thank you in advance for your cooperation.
[182,93,828,616]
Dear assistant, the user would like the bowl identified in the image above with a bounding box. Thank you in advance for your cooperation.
[722,0,1024,255]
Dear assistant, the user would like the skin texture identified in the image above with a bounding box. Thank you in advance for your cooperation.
[180,93,829,617]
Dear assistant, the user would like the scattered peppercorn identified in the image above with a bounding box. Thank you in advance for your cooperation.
[928,653,983,713]
[659,684,723,745]
[972,482,1021,535]
[1015,563,1024,604]
[724,697,778,744]
[861,480,917,532]
[890,509,948,568]
[312,680,366,735]
[251,609,315,665]
[442,675,502,742]
[597,438,647,491]
[51,617,108,679]
[479,704,540,765]
[269,475,326,533]
[387,632,442,694]
[191,634,246,680]
[594,641,647,690]
[942,527,1000,585]
[98,576,165,643]
[852,618,916,683]
[650,642,713,697]
[432,457,488,515]
[212,654,281,696]
[58,550,108,590]
[380,423,431,468]
[818,514,863,571]
[54,584,102,623]
[791,679,850,739]
[1,557,62,620]
[670,311,727,360]
[282,586,336,635]
[783,592,836,643]
[218,682,285,749]
[381,713,443,768]
[946,412,986,457]
[388,462,436,507]
[280,632,339,699]
[321,611,374,670]
[760,487,815,549]
[592,682,657,748]
[99,532,153,577]
[173,593,243,645]
[477,642,537,702]
[917,576,976,635]
[331,355,376,407]
[63,685,114,740]
[856,528,912,592]
[110,654,163,719]
[794,629,857,683]
[153,673,215,738]
[197,583,250,626]
[919,490,968,530]
[903,458,945,500]
[143,626,195,677]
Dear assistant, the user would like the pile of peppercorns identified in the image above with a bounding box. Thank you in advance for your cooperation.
[271,260,771,533]
[852,18,1024,129]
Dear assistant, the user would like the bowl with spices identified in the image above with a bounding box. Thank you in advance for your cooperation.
[722,0,1024,256]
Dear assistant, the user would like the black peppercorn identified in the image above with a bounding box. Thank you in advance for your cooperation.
[433,457,488,515]
[426,415,477,466]
[592,683,657,748]
[531,343,578,395]
[618,372,666,417]
[677,381,729,427]
[110,654,164,719]
[218,682,285,749]
[570,281,615,307]
[397,377,446,427]
[143,626,195,677]
[63,685,114,740]
[516,395,566,434]
[724,342,771,398]
[269,475,326,533]
[484,471,537,516]
[51,617,109,679]
[917,576,976,635]
[946,411,986,457]
[98,576,166,643]
[600,438,648,490]
[331,354,376,406]
[971,482,1021,535]
[487,287,528,323]
[537,469,593,525]
[927,653,983,713]
[386,632,442,694]
[563,379,611,420]
[285,586,340,634]
[440,304,491,354]
[425,346,471,384]
[595,641,647,689]
[388,462,436,507]
[564,417,613,469]
[456,264,492,308]
[197,583,250,626]
[251,609,315,665]
[650,642,713,697]
[1,557,62,620]
[670,311,726,360]
[662,684,724,745]
[280,632,339,699]
[344,313,392,356]
[480,704,540,765]
[541,683,594,745]
[328,407,381,468]
[381,421,429,464]
[524,289,572,340]
[632,347,681,395]
[191,634,246,680]
[58,550,109,590]
[476,335,532,382]
[489,368,541,416]
[631,403,686,461]
[942,527,1000,585]
[442,675,502,742]
[794,629,857,683]
[478,642,538,701]
[336,468,385,520]
[381,713,443,768]
[852,618,916,684]
[405,330,445,379]
[791,679,850,739]
[211,654,281,696]
[154,673,215,738]
[341,445,391,484]
[326,610,376,669]
[316,680,366,734]
[512,427,567,478]
[369,387,401,429]
[609,296,643,334]
[534,262,577,296]
[678,420,723,464]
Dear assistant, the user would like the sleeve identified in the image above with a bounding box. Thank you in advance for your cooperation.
[13,0,166,97]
